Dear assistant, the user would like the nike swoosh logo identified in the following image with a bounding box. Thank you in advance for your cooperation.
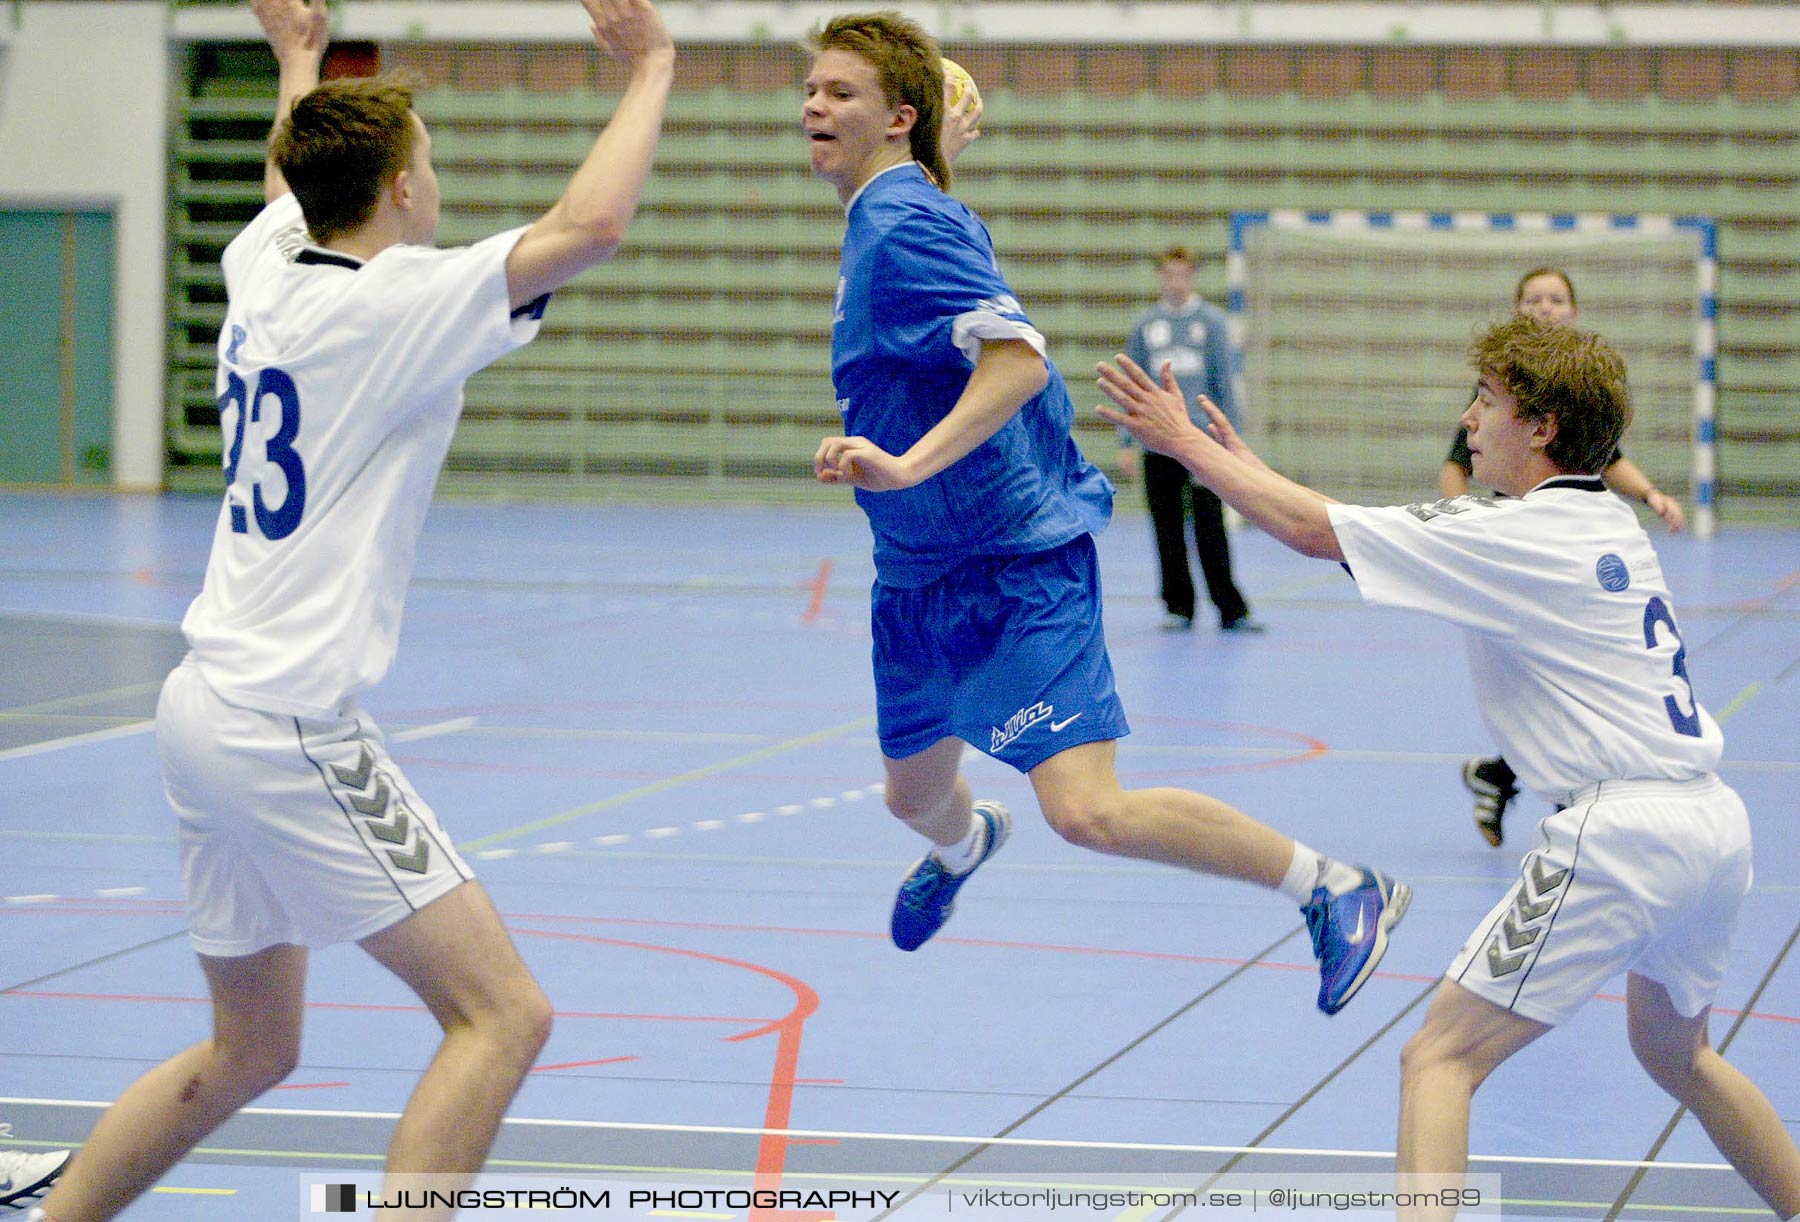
[1349,906,1367,943]
[1049,713,1083,732]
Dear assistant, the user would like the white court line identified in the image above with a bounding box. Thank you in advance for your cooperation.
[0,1097,1739,1171]
[389,715,478,743]
[0,720,154,762]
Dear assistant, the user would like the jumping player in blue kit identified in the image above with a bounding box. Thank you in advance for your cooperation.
[804,11,1409,1015]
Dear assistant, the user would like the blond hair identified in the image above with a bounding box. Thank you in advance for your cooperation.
[809,12,951,191]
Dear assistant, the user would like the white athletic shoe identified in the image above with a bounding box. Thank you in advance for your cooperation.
[0,1145,70,1208]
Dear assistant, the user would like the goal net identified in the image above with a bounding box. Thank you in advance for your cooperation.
[1229,211,1717,536]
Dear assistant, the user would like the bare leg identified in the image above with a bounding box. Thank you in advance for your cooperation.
[882,736,974,846]
[1627,973,1800,1218]
[1396,980,1549,1221]
[359,882,553,1220]
[41,945,308,1222]
[1028,739,1295,886]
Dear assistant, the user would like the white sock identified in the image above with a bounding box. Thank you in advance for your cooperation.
[1278,842,1364,902]
[931,807,988,875]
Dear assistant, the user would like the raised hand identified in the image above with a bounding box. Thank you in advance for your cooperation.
[580,0,674,71]
[1095,355,1206,458]
[941,78,982,164]
[250,0,328,66]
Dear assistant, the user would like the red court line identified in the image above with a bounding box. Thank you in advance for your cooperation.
[511,927,820,1222]
[11,911,1797,1029]
[532,1056,640,1073]
[801,559,833,624]
[1712,565,1800,614]
[501,911,1800,1024]
[1,989,767,1026]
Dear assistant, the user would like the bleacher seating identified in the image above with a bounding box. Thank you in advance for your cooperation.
[165,51,1798,514]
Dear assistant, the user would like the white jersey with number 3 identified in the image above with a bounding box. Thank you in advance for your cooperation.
[181,193,543,718]
[1328,476,1723,803]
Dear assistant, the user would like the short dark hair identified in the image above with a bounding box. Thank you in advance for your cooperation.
[1158,245,1195,267]
[1469,314,1631,474]
[1513,265,1576,309]
[808,12,951,192]
[272,75,417,242]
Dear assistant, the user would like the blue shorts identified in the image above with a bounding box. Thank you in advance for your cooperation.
[872,533,1130,772]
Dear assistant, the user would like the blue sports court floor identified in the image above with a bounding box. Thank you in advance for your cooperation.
[2,490,1796,1220]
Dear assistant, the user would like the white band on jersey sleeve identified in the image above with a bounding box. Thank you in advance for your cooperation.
[951,310,1048,366]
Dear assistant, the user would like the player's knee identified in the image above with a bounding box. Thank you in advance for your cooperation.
[498,981,555,1064]
[1040,794,1127,855]
[1629,1028,1700,1099]
[883,785,948,829]
[1398,1027,1437,1084]
[222,1035,301,1095]
[1399,1021,1500,1100]
[1400,1023,1466,1090]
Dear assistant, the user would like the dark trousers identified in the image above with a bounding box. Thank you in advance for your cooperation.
[1144,450,1249,625]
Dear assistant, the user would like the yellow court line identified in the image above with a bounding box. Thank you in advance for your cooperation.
[0,680,165,718]
[458,715,877,850]
[1505,1199,1767,1216]
[151,1186,237,1196]
[1713,681,1762,725]
[0,712,147,725]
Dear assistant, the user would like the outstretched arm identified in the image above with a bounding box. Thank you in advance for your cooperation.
[251,0,329,203]
[504,0,675,310]
[1097,354,1345,561]
[1602,456,1686,532]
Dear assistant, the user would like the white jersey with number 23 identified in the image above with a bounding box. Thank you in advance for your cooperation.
[182,193,543,719]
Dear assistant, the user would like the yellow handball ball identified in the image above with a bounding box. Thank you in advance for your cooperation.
[941,57,981,112]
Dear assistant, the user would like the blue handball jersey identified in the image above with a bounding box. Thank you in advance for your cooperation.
[832,163,1113,587]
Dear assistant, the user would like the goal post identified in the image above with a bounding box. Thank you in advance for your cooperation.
[1228,210,1717,538]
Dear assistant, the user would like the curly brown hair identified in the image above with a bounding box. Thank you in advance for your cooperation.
[1469,314,1632,475]
[272,75,417,242]
[808,12,951,192]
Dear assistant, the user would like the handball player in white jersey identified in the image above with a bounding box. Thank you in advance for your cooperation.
[1099,314,1800,1219]
[37,1,674,1219]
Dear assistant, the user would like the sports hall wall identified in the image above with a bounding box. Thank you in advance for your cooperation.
[0,1,167,491]
[8,2,1800,522]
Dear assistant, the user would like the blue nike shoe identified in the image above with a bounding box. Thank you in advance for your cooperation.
[1303,867,1411,1015]
[890,800,1011,951]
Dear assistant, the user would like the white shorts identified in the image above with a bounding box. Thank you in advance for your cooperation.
[1447,774,1752,1027]
[159,658,474,958]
